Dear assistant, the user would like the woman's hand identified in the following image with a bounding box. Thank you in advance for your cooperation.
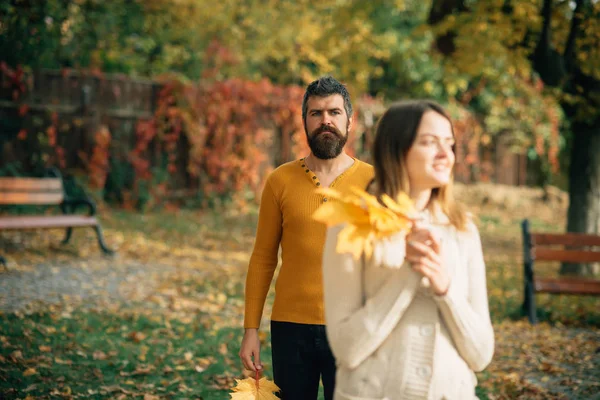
[405,227,450,296]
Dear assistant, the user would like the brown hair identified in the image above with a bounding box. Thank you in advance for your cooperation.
[371,100,468,230]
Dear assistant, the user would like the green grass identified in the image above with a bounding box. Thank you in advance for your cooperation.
[0,310,257,399]
[1,206,598,399]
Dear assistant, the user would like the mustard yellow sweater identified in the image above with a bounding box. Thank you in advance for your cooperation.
[244,157,374,328]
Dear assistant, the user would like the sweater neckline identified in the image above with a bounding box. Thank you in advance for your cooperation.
[298,157,359,188]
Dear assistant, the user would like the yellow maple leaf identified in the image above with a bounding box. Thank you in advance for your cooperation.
[337,224,373,259]
[230,376,280,400]
[313,186,416,261]
[312,198,369,227]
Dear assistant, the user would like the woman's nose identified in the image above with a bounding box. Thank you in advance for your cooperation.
[436,143,452,158]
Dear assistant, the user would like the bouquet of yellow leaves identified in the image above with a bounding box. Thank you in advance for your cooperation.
[313,186,417,267]
[230,371,281,400]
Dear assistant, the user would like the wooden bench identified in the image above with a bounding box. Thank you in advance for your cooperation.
[0,171,114,268]
[521,219,600,324]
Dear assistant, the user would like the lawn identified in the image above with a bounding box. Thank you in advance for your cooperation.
[0,183,598,399]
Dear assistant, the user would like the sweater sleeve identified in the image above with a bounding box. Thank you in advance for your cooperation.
[434,223,495,372]
[322,225,421,370]
[243,178,283,329]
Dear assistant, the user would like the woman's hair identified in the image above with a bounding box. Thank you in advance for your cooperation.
[371,99,468,230]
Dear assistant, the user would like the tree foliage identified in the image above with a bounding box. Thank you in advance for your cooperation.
[2,0,600,214]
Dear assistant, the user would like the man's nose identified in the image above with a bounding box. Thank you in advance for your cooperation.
[321,113,333,125]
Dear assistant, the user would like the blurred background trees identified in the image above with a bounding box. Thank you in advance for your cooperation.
[1,0,598,273]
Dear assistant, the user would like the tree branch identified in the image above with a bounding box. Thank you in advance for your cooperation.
[532,0,566,86]
[427,0,468,55]
[563,0,585,74]
[537,0,553,55]
[428,0,467,25]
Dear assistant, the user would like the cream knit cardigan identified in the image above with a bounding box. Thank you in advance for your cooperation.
[322,210,495,400]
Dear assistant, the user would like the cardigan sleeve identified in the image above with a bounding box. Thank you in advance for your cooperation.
[322,224,421,370]
[434,223,495,372]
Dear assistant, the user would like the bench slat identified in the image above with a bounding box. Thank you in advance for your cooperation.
[534,278,600,295]
[534,248,600,263]
[0,215,98,230]
[532,232,600,247]
[0,192,64,205]
[0,178,63,191]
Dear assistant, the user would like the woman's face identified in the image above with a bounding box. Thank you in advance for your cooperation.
[405,110,455,191]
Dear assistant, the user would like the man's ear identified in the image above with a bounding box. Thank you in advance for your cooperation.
[348,116,353,132]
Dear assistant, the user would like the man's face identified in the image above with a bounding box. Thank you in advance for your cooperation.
[304,94,351,159]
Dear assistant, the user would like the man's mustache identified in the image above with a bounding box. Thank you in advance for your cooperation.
[313,125,343,137]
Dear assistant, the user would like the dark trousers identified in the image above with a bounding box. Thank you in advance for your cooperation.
[271,321,336,400]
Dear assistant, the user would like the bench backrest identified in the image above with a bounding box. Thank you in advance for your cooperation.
[0,178,65,205]
[522,220,600,264]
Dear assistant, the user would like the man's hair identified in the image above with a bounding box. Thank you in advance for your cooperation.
[302,76,353,124]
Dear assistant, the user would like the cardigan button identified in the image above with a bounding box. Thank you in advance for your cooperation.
[362,375,381,387]
[420,324,434,337]
[417,365,432,378]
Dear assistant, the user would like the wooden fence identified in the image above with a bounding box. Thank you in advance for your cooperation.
[0,68,529,192]
[0,69,156,174]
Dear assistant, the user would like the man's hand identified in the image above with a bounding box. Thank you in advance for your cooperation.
[239,328,263,371]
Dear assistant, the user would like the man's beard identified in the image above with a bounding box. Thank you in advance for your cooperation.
[306,125,348,160]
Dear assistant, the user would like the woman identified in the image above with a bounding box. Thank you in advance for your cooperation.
[320,100,494,400]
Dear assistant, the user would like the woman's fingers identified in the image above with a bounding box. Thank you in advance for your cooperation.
[410,262,432,279]
[406,240,441,264]
[406,254,439,272]
[407,228,431,246]
[407,228,449,296]
[409,257,450,295]
[425,230,441,254]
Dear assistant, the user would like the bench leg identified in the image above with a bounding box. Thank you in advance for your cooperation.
[522,288,528,314]
[93,225,114,255]
[61,227,74,245]
[524,280,537,325]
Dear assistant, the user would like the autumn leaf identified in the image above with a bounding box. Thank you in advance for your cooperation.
[23,368,37,376]
[219,342,228,355]
[313,186,416,262]
[230,376,280,400]
[93,350,108,360]
[128,331,147,342]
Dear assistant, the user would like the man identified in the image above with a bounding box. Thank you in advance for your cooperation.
[239,76,373,400]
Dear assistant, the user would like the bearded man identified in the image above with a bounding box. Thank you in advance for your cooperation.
[239,76,374,400]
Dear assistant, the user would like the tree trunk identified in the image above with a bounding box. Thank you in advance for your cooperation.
[427,0,467,55]
[562,125,600,276]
